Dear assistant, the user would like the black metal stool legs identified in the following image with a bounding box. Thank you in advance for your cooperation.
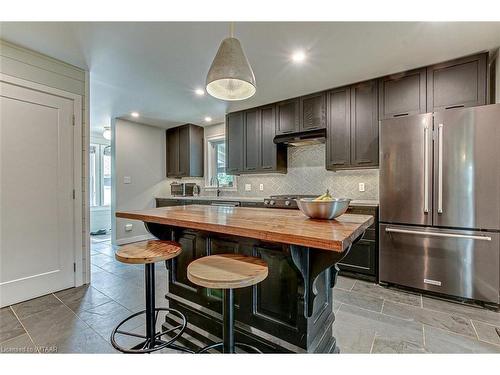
[223,289,235,353]
[110,263,193,353]
[145,263,156,348]
[198,289,262,354]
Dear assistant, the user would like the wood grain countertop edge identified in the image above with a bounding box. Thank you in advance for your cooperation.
[116,208,374,252]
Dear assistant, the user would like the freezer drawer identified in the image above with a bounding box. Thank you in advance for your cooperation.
[379,224,500,304]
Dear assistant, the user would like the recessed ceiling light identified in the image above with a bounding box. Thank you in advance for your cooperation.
[131,112,139,118]
[195,89,205,96]
[204,116,212,122]
[292,51,306,63]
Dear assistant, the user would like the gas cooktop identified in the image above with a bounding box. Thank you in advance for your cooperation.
[263,194,319,209]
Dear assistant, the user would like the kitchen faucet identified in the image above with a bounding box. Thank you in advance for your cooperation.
[211,176,221,197]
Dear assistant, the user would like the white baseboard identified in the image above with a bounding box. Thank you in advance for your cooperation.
[116,234,155,245]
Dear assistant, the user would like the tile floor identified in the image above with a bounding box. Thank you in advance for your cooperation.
[1,238,499,353]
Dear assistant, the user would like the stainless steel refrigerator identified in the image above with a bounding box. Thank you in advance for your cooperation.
[379,104,500,304]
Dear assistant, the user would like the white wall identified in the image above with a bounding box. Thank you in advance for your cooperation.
[113,119,170,245]
[496,51,500,103]
[0,39,90,283]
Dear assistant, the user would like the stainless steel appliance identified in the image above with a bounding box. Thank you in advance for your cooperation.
[379,104,500,304]
[263,194,318,209]
[170,182,196,197]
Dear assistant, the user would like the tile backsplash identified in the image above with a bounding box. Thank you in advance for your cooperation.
[165,143,379,200]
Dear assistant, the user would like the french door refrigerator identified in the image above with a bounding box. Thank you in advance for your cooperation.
[379,104,500,304]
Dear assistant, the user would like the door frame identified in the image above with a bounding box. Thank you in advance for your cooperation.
[0,73,84,287]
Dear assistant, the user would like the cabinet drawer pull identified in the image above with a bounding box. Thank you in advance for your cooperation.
[445,104,465,110]
[393,113,409,118]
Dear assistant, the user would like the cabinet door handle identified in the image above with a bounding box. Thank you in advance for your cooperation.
[393,113,409,118]
[445,104,465,110]
[423,125,430,213]
[437,123,444,214]
[385,227,491,241]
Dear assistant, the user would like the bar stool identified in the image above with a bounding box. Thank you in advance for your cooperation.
[187,254,268,354]
[110,240,191,353]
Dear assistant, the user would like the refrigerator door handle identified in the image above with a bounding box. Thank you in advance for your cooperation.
[385,227,492,241]
[437,123,444,214]
[424,125,430,213]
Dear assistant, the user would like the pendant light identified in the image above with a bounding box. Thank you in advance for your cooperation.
[205,23,256,101]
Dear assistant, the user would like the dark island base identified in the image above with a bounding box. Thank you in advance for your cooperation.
[146,222,360,353]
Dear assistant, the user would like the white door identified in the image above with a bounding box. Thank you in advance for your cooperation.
[0,81,75,307]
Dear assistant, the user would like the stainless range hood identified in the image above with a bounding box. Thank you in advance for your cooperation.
[273,128,326,146]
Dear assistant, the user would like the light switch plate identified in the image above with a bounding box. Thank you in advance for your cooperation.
[123,176,131,184]
[245,184,252,191]
[259,184,264,191]
[359,183,365,192]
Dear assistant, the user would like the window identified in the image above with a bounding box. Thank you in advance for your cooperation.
[206,136,235,189]
[90,143,111,207]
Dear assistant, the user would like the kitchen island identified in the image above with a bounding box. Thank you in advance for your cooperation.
[116,205,374,353]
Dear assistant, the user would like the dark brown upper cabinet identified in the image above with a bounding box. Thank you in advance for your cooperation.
[427,53,487,112]
[225,112,245,174]
[259,105,281,171]
[326,80,379,171]
[300,92,326,131]
[350,80,379,167]
[276,98,300,135]
[226,105,286,175]
[166,124,204,178]
[378,68,426,120]
[326,87,351,169]
[243,109,260,171]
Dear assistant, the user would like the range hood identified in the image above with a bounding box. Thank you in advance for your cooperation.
[273,128,326,147]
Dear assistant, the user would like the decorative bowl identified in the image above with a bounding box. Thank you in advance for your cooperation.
[296,198,351,220]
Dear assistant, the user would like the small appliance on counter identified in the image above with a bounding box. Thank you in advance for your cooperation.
[170,182,197,197]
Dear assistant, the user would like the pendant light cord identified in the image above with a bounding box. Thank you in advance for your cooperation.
[229,22,234,38]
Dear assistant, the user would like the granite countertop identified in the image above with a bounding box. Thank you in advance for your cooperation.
[116,205,374,252]
[156,196,379,206]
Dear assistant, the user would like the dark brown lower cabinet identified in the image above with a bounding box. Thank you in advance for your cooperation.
[337,205,378,281]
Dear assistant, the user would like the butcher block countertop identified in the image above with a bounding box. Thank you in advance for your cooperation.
[116,205,374,252]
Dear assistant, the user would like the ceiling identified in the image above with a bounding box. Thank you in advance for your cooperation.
[1,22,499,132]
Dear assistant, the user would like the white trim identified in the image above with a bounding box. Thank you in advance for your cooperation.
[84,70,91,284]
[0,72,85,288]
[204,132,237,191]
[116,234,155,246]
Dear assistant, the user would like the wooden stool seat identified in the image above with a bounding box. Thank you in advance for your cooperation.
[187,254,268,289]
[115,240,182,264]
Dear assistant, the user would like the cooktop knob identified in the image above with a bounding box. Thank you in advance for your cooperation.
[264,200,269,205]
[269,200,275,206]
[285,200,291,206]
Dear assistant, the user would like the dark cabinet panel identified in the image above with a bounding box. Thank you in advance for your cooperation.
[326,87,351,169]
[227,106,286,175]
[379,68,426,120]
[166,127,180,177]
[253,244,299,327]
[427,53,487,112]
[276,98,300,135]
[166,124,204,178]
[338,240,376,275]
[300,92,326,131]
[226,112,244,174]
[350,80,379,167]
[178,125,189,176]
[338,205,378,280]
[259,105,277,170]
[243,109,260,171]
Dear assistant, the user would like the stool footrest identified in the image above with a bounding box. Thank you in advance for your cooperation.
[198,341,263,354]
[110,307,193,354]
